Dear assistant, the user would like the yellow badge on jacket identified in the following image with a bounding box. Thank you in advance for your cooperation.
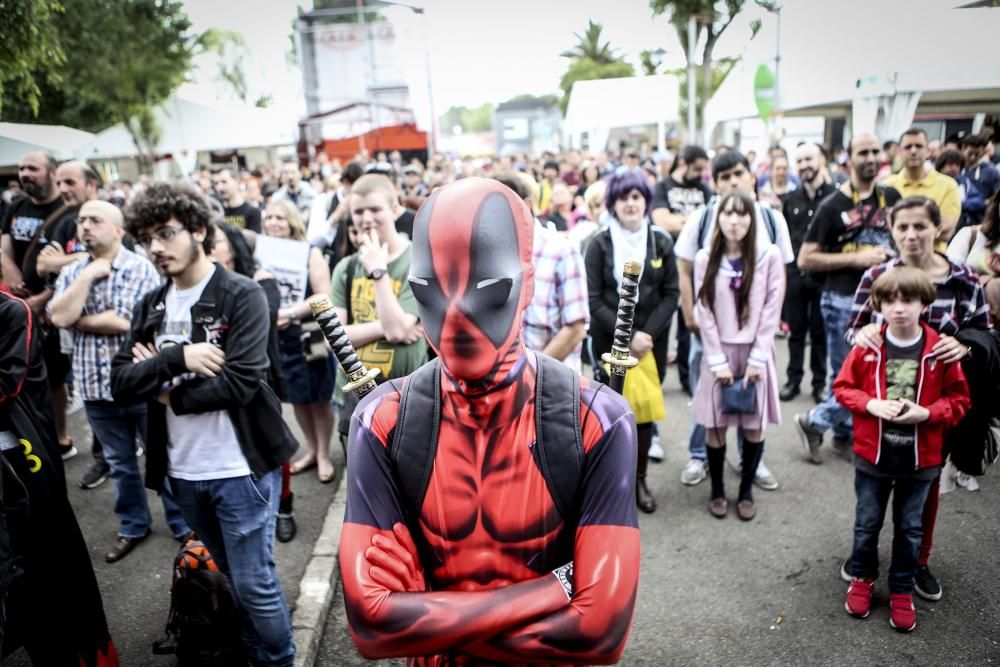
[649,258,663,269]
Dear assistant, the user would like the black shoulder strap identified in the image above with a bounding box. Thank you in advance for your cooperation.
[761,205,777,244]
[533,354,583,523]
[697,199,716,249]
[344,254,358,324]
[389,358,441,516]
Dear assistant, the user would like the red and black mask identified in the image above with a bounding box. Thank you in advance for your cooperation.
[410,178,534,390]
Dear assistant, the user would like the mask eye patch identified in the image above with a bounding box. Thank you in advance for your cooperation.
[475,277,513,307]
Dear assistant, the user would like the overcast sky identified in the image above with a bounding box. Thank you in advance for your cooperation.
[180,0,966,119]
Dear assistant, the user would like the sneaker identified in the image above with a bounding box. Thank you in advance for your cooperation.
[754,462,779,490]
[680,459,707,486]
[648,435,664,463]
[955,472,980,491]
[914,566,942,601]
[840,559,855,583]
[888,593,917,632]
[59,438,79,461]
[79,460,110,489]
[794,412,823,463]
[844,578,875,618]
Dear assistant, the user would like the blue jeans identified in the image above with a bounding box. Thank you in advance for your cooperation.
[171,469,295,667]
[849,468,933,593]
[84,400,188,539]
[687,334,754,463]
[810,291,854,439]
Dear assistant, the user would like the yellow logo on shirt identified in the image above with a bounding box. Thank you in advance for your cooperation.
[650,258,663,269]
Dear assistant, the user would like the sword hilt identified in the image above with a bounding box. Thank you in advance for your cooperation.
[601,259,642,392]
[308,295,381,397]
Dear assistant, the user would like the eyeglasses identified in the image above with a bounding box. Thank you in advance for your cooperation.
[137,225,185,247]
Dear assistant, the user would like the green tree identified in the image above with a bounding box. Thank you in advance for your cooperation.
[650,0,775,135]
[439,103,493,134]
[0,0,199,172]
[559,21,635,114]
[0,0,66,116]
[559,20,620,64]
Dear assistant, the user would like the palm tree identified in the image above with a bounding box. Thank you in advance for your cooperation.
[560,20,620,65]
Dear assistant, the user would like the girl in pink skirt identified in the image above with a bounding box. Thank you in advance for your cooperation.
[693,191,786,521]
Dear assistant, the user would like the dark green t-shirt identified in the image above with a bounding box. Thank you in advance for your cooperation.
[330,242,426,403]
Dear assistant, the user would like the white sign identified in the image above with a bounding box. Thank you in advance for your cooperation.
[254,236,310,307]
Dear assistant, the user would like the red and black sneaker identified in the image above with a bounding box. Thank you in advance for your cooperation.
[845,578,875,618]
[889,593,917,632]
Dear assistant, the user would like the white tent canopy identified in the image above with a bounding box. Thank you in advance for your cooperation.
[705,1,1000,139]
[76,96,298,174]
[0,123,95,168]
[564,75,679,153]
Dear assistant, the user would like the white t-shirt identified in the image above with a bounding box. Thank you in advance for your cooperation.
[674,199,795,265]
[156,271,251,481]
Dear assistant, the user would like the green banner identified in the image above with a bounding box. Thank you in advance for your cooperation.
[754,64,775,121]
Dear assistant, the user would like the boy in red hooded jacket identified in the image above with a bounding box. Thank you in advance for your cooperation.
[833,267,969,633]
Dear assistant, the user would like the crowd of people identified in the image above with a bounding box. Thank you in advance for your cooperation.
[0,123,998,662]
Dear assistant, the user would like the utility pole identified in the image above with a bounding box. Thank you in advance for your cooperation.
[687,15,697,145]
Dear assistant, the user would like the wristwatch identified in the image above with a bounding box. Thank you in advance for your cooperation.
[368,267,388,281]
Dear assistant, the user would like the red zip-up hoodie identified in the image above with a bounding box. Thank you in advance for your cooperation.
[833,322,970,470]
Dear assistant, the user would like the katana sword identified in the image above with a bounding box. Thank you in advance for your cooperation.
[601,259,642,395]
[307,294,381,399]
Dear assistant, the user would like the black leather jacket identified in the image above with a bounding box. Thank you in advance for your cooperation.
[111,264,297,492]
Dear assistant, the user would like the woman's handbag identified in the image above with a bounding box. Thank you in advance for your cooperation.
[720,377,758,415]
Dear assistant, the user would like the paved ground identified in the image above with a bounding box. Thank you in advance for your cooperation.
[5,342,999,666]
[318,344,1000,666]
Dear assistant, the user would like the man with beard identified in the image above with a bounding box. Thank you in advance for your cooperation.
[795,133,902,463]
[49,201,191,562]
[213,167,262,232]
[651,145,714,398]
[0,152,81,459]
[111,183,297,665]
[779,143,834,403]
[40,160,115,488]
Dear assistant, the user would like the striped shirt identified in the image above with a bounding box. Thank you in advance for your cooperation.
[53,247,161,401]
[522,221,590,373]
[847,257,993,342]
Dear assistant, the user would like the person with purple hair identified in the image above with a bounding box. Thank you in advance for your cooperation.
[585,169,680,514]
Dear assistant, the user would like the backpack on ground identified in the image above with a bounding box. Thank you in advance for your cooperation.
[387,354,599,573]
[152,538,245,666]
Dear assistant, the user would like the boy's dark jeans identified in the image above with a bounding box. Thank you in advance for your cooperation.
[849,467,934,594]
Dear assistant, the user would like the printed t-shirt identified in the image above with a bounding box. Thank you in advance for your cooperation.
[156,270,251,481]
[330,242,427,400]
[803,187,901,295]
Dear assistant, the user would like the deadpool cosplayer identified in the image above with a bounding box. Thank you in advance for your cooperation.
[339,178,640,664]
[0,292,118,665]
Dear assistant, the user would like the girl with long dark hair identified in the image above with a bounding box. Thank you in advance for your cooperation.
[692,191,785,521]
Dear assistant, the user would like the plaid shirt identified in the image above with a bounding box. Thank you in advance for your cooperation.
[52,247,161,401]
[847,257,993,342]
[522,221,590,372]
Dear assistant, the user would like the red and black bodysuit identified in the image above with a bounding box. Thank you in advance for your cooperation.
[339,178,640,665]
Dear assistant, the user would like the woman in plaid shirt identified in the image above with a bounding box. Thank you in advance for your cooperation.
[844,195,992,604]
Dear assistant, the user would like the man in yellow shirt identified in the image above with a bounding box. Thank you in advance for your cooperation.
[883,127,961,245]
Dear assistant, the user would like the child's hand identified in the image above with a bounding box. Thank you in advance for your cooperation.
[744,365,763,388]
[714,369,734,385]
[866,399,903,420]
[890,399,930,424]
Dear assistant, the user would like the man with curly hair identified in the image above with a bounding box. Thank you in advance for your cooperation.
[110,182,298,665]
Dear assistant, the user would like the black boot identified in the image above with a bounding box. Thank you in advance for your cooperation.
[276,492,297,543]
[738,440,764,521]
[636,424,656,513]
